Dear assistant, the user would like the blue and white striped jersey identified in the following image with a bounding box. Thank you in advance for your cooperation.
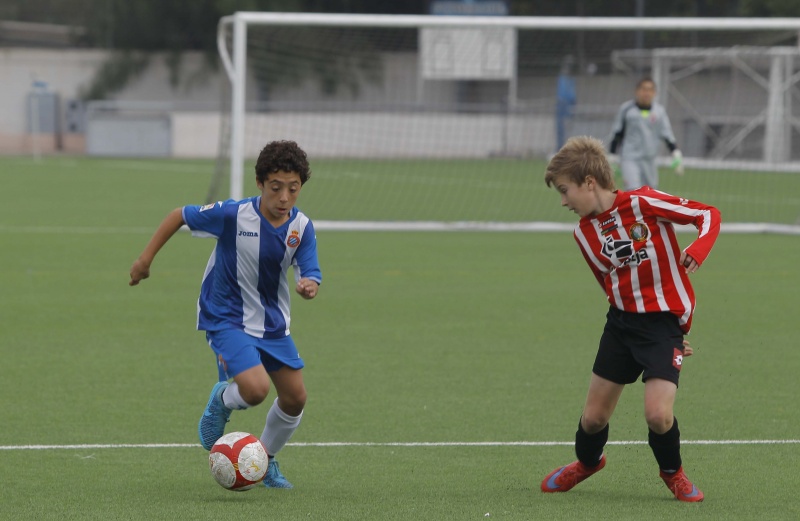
[182,197,322,339]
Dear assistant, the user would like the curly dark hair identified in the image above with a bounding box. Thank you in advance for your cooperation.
[254,140,311,185]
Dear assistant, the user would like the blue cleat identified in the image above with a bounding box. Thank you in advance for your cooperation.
[198,381,232,450]
[263,458,293,489]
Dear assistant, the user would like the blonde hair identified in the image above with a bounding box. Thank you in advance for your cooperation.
[545,136,615,190]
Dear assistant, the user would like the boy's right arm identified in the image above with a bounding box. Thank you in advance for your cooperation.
[129,207,185,286]
[608,103,628,154]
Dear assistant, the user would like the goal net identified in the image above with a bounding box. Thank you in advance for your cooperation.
[213,13,800,233]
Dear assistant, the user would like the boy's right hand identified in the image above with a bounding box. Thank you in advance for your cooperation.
[129,258,151,286]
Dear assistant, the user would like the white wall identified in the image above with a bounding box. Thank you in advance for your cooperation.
[1,47,784,159]
[0,48,105,152]
[0,48,223,154]
[173,111,554,159]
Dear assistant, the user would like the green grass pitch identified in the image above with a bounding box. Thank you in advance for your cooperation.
[0,156,798,520]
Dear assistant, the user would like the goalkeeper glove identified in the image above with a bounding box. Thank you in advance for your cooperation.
[606,154,622,184]
[671,150,684,176]
[613,165,622,183]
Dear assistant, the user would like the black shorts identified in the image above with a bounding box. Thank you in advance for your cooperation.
[593,307,686,387]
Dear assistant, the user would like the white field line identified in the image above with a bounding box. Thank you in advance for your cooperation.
[1,439,798,450]
[0,225,155,234]
[2,222,799,235]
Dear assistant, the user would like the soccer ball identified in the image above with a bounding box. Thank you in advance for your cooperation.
[208,432,269,491]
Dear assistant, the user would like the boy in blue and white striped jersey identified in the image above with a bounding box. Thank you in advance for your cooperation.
[130,140,321,488]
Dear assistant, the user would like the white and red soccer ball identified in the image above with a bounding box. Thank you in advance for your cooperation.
[208,432,269,491]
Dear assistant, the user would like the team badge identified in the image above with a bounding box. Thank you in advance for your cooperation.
[629,222,649,242]
[672,347,683,371]
[200,202,219,212]
[286,230,300,248]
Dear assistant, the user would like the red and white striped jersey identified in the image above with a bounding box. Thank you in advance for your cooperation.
[574,186,721,333]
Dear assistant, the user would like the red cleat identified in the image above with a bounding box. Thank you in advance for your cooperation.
[660,467,704,502]
[541,455,606,493]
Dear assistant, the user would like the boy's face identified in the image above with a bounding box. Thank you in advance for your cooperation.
[257,170,303,224]
[635,81,656,106]
[553,174,599,218]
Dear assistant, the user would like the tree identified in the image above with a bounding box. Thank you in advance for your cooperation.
[740,0,800,17]
[1,0,782,99]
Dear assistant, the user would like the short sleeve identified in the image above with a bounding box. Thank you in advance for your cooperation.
[182,200,229,239]
[293,219,322,284]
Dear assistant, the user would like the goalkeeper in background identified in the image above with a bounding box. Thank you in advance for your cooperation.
[608,78,683,190]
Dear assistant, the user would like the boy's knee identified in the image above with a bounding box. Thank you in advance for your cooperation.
[581,414,610,434]
[645,411,673,434]
[279,390,307,417]
[240,381,271,406]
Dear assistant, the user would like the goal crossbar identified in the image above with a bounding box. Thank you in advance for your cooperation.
[215,13,800,234]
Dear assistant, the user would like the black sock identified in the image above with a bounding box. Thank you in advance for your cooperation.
[649,416,682,472]
[575,419,608,468]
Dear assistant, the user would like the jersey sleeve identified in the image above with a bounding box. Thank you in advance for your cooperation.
[640,190,721,265]
[574,229,607,290]
[293,219,322,284]
[182,200,229,239]
[658,108,678,149]
[609,102,629,153]
[611,103,628,135]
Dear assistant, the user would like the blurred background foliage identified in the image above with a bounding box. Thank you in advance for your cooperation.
[1,0,794,54]
[2,0,795,99]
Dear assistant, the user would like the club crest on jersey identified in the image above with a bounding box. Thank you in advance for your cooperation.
[286,230,301,248]
[673,347,683,371]
[640,110,657,123]
[629,222,649,242]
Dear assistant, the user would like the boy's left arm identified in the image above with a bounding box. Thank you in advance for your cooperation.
[643,191,721,269]
[293,221,322,300]
[660,112,684,175]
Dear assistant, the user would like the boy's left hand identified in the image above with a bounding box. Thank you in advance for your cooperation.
[296,278,319,299]
[679,252,700,274]
[682,339,694,357]
[671,150,684,176]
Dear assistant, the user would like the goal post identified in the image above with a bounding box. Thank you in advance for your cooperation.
[215,13,800,233]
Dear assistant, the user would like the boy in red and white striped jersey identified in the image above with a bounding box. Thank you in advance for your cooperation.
[539,136,720,502]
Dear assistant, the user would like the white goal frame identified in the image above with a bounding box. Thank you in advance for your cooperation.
[217,12,800,202]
